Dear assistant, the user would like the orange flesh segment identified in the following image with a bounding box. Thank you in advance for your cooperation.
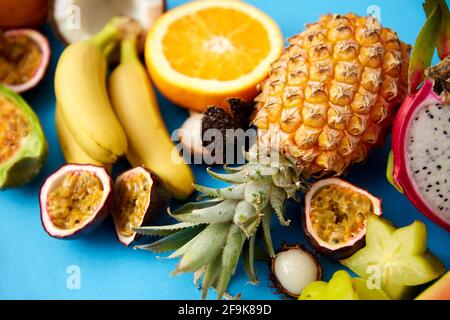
[162,7,271,81]
[310,184,374,245]
[0,95,29,163]
[0,35,42,85]
[47,171,104,230]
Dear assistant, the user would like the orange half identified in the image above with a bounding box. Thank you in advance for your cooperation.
[145,0,283,112]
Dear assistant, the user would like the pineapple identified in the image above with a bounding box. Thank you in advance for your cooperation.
[254,14,410,176]
[136,14,410,299]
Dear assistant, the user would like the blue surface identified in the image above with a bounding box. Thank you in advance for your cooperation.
[1,0,449,300]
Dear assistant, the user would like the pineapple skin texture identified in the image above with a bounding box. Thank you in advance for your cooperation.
[254,14,410,176]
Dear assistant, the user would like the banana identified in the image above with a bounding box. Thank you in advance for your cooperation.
[55,105,112,172]
[54,18,128,164]
[109,36,194,200]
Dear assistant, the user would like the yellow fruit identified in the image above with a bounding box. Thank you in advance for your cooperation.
[145,0,283,112]
[109,37,194,200]
[55,18,128,164]
[254,14,410,176]
[55,106,111,172]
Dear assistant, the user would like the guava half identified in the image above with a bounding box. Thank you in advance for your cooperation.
[0,84,47,189]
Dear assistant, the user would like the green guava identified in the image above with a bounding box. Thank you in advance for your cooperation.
[0,84,47,188]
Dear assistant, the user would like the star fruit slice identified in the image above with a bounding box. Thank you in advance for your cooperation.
[340,215,445,299]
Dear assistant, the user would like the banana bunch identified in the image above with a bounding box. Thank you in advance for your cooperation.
[54,18,194,199]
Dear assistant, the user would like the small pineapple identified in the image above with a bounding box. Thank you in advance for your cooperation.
[254,14,410,176]
[136,14,410,299]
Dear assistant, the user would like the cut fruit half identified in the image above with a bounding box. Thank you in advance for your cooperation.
[113,166,169,246]
[303,178,382,258]
[145,0,283,112]
[0,84,47,189]
[40,164,112,239]
[51,0,165,46]
[0,29,50,93]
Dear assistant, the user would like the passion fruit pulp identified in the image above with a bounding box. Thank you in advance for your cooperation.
[40,165,112,239]
[303,178,382,258]
[113,166,169,246]
[0,29,50,93]
[0,84,47,189]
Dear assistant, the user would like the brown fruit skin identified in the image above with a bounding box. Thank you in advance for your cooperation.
[302,215,366,260]
[0,0,49,29]
[269,244,323,299]
[114,166,171,246]
[39,165,113,240]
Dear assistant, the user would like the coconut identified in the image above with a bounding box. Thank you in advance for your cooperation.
[51,0,165,46]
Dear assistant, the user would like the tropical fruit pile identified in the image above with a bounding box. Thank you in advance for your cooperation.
[0,0,448,301]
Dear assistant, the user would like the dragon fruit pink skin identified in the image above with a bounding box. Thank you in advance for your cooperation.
[390,79,450,232]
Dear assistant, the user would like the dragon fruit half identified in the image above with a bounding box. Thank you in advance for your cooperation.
[388,0,450,231]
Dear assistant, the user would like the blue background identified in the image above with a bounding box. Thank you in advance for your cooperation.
[0,0,449,300]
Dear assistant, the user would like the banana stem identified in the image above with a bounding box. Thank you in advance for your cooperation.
[90,22,120,51]
[91,17,138,51]
[120,36,139,64]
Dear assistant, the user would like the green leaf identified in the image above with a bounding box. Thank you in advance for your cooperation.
[166,235,199,259]
[216,225,247,299]
[243,235,259,285]
[135,222,202,236]
[409,4,442,92]
[174,222,231,274]
[194,184,245,200]
[233,200,261,237]
[134,225,205,253]
[424,0,450,59]
[244,182,271,212]
[202,255,221,299]
[262,209,275,257]
[207,167,247,184]
[171,199,238,224]
[270,186,290,226]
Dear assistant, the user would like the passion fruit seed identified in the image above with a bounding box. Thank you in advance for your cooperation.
[47,171,104,230]
[0,94,29,163]
[310,184,373,246]
[0,34,43,86]
[115,173,151,237]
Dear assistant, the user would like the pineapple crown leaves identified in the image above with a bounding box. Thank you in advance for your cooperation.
[134,146,307,299]
[409,0,450,92]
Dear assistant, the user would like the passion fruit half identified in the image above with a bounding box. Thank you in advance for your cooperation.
[0,84,47,189]
[0,29,50,93]
[113,166,169,246]
[303,178,382,259]
[40,164,112,239]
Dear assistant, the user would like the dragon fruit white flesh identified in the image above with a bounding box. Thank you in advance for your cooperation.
[388,0,450,231]
[389,79,450,231]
